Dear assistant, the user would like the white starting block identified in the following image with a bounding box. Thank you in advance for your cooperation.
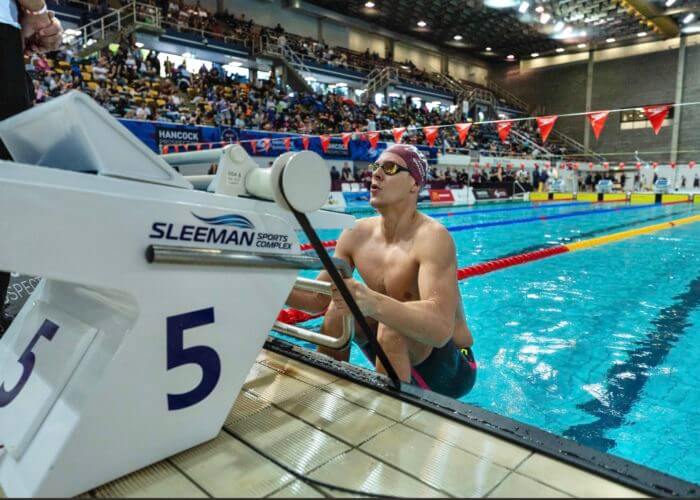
[0,92,353,497]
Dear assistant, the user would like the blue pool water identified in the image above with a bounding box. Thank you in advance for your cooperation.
[283,200,700,485]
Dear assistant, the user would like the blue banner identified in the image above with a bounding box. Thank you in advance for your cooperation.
[118,119,437,162]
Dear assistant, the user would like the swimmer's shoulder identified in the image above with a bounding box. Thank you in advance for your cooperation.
[336,216,378,250]
[415,214,456,258]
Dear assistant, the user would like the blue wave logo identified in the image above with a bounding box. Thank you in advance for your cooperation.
[191,212,255,229]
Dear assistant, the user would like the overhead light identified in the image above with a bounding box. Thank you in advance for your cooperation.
[486,46,492,51]
[364,1,375,7]
[555,47,565,53]
[578,30,587,37]
[539,12,551,23]
[530,52,539,57]
[135,42,144,48]
[637,31,647,37]
[562,25,573,35]
[682,23,700,34]
[665,0,676,6]
[518,1,529,13]
[483,0,519,8]
[683,13,695,24]
[535,5,544,13]
[606,37,616,43]
[453,34,463,40]
[417,20,427,27]
[554,21,565,31]
[507,54,515,60]
[577,43,587,48]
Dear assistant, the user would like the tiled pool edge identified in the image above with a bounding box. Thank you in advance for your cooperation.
[264,337,699,498]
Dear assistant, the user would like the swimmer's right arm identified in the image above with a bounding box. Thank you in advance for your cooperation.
[285,228,355,314]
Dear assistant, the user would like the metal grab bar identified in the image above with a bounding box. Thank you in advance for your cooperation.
[272,275,353,349]
[146,244,352,276]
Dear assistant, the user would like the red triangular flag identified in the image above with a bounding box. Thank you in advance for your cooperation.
[588,162,594,170]
[653,162,658,169]
[587,111,609,140]
[536,115,558,143]
[320,135,331,153]
[302,136,310,150]
[643,105,670,135]
[671,162,676,169]
[250,141,256,155]
[618,162,625,169]
[603,162,609,169]
[283,137,291,151]
[341,132,352,149]
[392,127,406,144]
[690,161,696,169]
[423,126,439,147]
[262,138,271,152]
[635,162,642,170]
[455,123,472,145]
[367,131,380,149]
[496,120,513,143]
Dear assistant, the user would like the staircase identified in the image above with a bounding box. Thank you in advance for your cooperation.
[361,66,399,103]
[510,128,555,159]
[62,1,164,58]
[258,40,314,94]
[550,129,606,162]
[486,79,531,113]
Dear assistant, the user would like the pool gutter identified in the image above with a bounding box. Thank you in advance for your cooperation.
[264,337,699,498]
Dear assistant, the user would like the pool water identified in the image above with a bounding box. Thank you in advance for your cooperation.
[283,200,700,485]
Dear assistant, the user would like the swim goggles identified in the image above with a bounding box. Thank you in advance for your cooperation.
[369,161,411,176]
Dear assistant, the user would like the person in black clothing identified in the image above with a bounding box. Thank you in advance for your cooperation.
[330,165,340,181]
[1,0,62,336]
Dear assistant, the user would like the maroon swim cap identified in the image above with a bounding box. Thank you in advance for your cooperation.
[379,144,428,188]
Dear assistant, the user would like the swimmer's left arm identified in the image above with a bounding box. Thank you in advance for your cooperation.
[332,225,457,348]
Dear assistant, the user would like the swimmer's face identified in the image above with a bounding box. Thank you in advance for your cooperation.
[369,152,419,208]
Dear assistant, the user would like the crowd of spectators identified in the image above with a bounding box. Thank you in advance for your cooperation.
[28,46,546,156]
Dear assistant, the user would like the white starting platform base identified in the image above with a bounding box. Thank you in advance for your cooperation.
[0,92,353,497]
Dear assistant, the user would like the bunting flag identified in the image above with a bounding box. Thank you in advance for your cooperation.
[574,163,579,170]
[341,132,352,149]
[690,161,697,169]
[283,137,291,151]
[250,141,257,155]
[588,162,594,170]
[320,135,331,153]
[635,162,642,170]
[587,111,610,140]
[535,115,558,143]
[302,136,310,150]
[618,162,625,169]
[424,126,439,147]
[671,162,676,169]
[643,104,670,135]
[496,120,513,143]
[652,162,658,169]
[455,123,472,145]
[603,162,609,169]
[262,138,271,152]
[367,131,380,149]
[392,127,406,143]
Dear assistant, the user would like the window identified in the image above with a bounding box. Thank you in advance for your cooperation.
[620,107,674,130]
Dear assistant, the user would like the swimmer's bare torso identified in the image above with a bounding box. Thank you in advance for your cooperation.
[335,214,472,361]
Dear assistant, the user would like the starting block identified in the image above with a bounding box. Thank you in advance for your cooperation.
[0,92,352,497]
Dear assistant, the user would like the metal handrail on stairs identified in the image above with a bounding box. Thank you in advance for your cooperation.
[61,1,161,54]
[362,66,398,102]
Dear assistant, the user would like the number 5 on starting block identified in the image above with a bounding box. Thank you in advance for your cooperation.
[0,301,98,459]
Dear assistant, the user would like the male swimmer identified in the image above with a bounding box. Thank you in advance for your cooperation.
[287,144,476,398]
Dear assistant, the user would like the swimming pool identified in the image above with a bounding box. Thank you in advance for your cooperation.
[285,200,700,485]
